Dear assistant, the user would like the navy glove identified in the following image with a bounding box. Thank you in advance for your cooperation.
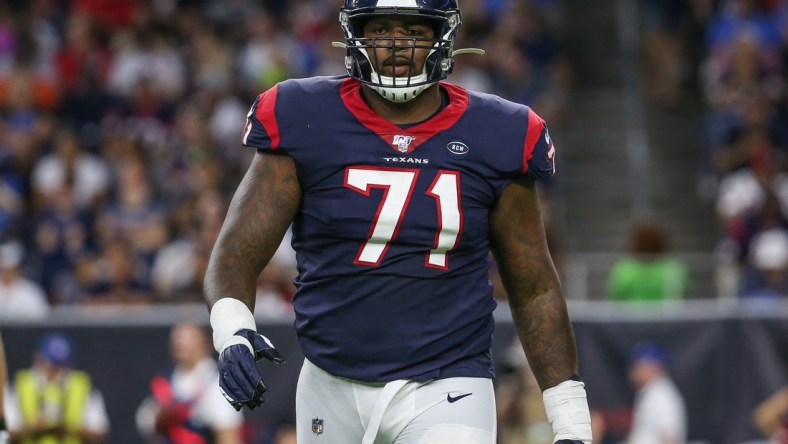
[217,329,285,411]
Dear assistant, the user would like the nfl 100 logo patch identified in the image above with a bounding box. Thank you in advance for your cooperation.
[312,418,324,436]
[392,134,416,153]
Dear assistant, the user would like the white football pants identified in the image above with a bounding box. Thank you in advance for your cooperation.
[295,359,496,444]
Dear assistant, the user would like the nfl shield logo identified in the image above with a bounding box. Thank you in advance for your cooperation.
[312,418,324,436]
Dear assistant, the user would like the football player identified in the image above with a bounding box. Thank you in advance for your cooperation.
[205,1,591,443]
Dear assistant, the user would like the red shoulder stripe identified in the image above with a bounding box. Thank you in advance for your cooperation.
[255,84,281,149]
[523,108,545,173]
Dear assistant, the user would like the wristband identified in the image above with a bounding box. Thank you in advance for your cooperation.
[543,379,592,444]
[209,298,257,354]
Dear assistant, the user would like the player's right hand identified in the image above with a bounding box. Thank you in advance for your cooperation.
[217,328,285,411]
[0,430,8,444]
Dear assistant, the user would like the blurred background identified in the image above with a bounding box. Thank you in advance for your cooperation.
[0,0,785,443]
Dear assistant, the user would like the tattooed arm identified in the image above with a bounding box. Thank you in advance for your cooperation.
[490,177,591,443]
[489,177,576,389]
[204,151,300,411]
[204,151,301,311]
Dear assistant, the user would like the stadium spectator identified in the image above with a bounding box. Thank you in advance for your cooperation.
[483,1,570,124]
[713,150,788,298]
[703,27,782,134]
[3,332,109,443]
[136,323,243,444]
[704,0,783,54]
[495,339,558,444]
[77,237,152,304]
[154,105,223,202]
[0,168,24,241]
[606,220,689,302]
[639,0,697,106]
[70,0,139,31]
[0,35,60,112]
[0,240,49,322]
[742,227,788,299]
[709,94,781,178]
[95,150,168,263]
[496,337,607,444]
[55,13,112,95]
[31,177,94,301]
[0,52,55,174]
[150,190,226,303]
[626,341,687,444]
[106,28,187,103]
[697,1,788,299]
[31,126,111,213]
[237,10,298,93]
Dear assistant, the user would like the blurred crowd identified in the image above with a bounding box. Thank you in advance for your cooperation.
[4,0,781,314]
[696,0,788,300]
[0,0,571,319]
[621,0,788,302]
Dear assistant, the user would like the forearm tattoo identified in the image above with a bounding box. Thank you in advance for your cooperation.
[491,178,578,390]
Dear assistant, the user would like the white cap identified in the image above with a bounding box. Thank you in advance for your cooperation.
[716,170,764,218]
[750,228,788,270]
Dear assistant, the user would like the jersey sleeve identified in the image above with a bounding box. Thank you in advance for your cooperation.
[522,108,556,180]
[241,84,281,151]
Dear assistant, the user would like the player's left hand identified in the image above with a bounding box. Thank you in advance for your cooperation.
[0,430,9,444]
[217,328,285,411]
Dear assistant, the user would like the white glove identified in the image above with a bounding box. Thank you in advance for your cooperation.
[0,429,9,444]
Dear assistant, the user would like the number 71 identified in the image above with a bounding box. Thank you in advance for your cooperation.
[344,166,462,270]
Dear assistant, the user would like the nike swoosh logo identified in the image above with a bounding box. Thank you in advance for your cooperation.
[447,392,472,403]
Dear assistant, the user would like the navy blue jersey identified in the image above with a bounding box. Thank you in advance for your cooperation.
[242,76,556,382]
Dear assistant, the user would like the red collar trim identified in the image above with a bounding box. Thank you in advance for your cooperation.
[340,77,469,154]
